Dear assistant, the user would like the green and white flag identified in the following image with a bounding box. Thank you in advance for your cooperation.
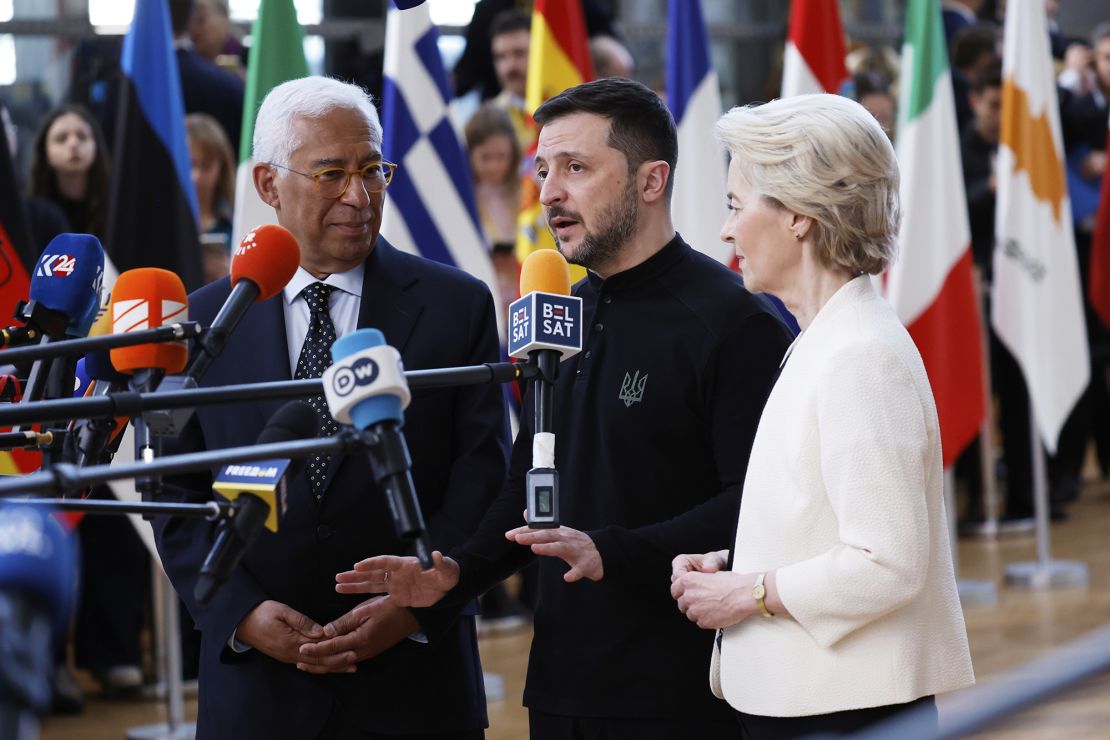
[231,0,308,247]
[884,0,984,467]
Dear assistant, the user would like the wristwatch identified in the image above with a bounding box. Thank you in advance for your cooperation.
[753,572,774,618]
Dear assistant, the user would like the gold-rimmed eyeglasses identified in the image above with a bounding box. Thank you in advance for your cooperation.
[268,160,398,199]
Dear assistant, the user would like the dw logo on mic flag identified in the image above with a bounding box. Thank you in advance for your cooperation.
[508,293,583,360]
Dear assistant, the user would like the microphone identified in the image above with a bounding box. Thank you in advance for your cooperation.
[507,250,582,528]
[109,268,190,387]
[69,306,132,469]
[146,225,300,436]
[322,329,433,568]
[194,401,316,606]
[184,224,300,381]
[15,233,106,340]
[13,234,105,409]
[0,502,77,735]
[109,269,190,506]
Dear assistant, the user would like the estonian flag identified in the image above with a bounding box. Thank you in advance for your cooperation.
[106,0,204,292]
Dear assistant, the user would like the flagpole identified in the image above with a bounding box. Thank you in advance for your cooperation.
[966,269,999,537]
[1003,401,1087,589]
[945,467,997,607]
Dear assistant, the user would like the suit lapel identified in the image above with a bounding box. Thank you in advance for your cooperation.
[355,239,423,351]
[319,238,423,497]
[231,292,292,430]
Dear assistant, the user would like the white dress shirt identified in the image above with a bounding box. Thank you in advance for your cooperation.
[282,263,365,375]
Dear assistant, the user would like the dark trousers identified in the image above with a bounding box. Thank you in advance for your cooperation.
[529,709,737,740]
[316,703,484,740]
[735,695,937,739]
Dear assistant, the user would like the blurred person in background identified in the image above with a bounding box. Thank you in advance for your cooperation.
[169,0,245,158]
[27,103,110,240]
[188,0,246,78]
[590,35,635,80]
[853,70,896,139]
[186,112,236,282]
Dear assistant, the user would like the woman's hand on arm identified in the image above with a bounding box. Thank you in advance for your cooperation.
[670,568,791,630]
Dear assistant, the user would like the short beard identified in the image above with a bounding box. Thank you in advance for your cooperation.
[556,177,639,271]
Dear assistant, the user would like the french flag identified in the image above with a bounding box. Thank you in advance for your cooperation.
[666,0,730,265]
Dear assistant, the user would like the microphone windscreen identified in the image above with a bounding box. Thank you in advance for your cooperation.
[256,401,320,479]
[109,268,189,375]
[0,502,78,639]
[330,328,404,429]
[29,233,105,337]
[519,248,571,297]
[231,225,301,302]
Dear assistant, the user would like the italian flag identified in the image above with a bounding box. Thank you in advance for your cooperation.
[231,0,308,248]
[781,0,849,97]
[885,0,984,466]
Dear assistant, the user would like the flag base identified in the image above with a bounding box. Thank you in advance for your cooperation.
[956,578,998,607]
[1003,560,1089,590]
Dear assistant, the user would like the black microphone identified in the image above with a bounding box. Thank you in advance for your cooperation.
[322,329,433,568]
[507,250,583,527]
[70,350,130,469]
[194,401,316,606]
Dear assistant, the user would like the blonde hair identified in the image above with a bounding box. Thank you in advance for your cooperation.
[715,93,901,275]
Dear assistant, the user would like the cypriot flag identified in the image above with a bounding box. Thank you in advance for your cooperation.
[992,0,1089,453]
[886,0,984,467]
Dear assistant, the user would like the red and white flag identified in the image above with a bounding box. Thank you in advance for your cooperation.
[781,0,849,97]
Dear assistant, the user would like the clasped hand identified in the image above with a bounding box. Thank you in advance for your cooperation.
[236,597,418,675]
[669,550,755,630]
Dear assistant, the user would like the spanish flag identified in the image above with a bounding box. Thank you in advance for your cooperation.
[514,0,594,282]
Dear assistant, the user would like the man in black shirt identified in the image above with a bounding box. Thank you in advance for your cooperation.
[333,78,791,739]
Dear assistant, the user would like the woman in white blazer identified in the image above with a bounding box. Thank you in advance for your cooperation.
[669,94,974,738]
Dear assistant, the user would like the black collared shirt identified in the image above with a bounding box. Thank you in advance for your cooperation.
[454,235,792,719]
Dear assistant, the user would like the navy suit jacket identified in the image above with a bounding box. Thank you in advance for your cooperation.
[176,48,245,155]
[154,239,511,738]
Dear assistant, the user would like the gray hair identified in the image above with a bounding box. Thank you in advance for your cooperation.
[252,76,383,167]
[715,93,901,275]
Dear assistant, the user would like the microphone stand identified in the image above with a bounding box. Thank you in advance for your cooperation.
[0,432,365,499]
[0,361,541,429]
[0,322,204,366]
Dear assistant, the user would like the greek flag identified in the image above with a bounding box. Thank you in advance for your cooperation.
[379,0,503,336]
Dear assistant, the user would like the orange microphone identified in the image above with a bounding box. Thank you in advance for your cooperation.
[507,249,582,529]
[107,269,191,506]
[185,224,301,380]
[109,268,190,383]
[518,248,571,299]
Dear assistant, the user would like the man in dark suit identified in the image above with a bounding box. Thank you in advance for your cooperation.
[153,76,510,739]
[170,0,244,155]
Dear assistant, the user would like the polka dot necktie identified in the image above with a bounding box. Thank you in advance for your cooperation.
[294,282,339,499]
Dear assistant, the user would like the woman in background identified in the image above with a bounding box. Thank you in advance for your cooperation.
[186,112,236,282]
[670,94,974,738]
[28,103,110,239]
[465,102,523,320]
